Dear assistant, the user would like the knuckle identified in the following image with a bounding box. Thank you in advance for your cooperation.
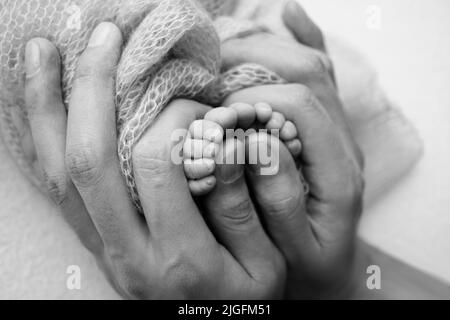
[74,63,114,85]
[264,194,302,222]
[132,141,174,183]
[42,170,69,206]
[65,144,104,187]
[220,197,256,230]
[74,50,116,84]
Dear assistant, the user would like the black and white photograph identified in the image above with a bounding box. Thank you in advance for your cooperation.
[0,0,449,302]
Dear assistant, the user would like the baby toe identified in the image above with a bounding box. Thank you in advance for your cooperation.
[266,111,286,132]
[189,176,217,197]
[280,120,298,141]
[255,102,273,124]
[184,158,215,180]
[229,102,256,129]
[285,139,302,158]
[189,119,223,144]
[204,107,238,130]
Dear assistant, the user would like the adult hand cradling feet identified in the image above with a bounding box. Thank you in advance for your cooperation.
[24,22,286,299]
[222,1,365,298]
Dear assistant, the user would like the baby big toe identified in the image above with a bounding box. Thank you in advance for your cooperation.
[229,102,256,129]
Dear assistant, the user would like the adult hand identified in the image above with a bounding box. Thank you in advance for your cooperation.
[222,0,363,168]
[24,22,285,299]
[222,1,364,298]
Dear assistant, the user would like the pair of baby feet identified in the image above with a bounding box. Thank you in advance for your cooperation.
[183,102,302,196]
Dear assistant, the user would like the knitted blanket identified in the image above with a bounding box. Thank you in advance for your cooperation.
[0,0,287,210]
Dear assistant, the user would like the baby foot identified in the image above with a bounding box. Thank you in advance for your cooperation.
[183,107,239,196]
[183,103,302,196]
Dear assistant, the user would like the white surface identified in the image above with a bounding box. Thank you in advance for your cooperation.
[299,0,450,283]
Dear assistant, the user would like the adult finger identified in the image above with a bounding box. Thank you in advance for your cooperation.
[244,131,318,266]
[282,1,338,98]
[222,37,361,169]
[202,137,283,280]
[282,1,326,52]
[132,99,216,249]
[66,23,146,255]
[24,38,103,254]
[222,34,333,87]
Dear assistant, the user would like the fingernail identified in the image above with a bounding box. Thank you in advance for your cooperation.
[25,41,40,78]
[88,23,114,47]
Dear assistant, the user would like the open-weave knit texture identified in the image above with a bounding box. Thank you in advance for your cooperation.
[0,0,286,210]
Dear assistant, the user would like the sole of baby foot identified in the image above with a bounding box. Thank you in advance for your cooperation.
[244,131,315,273]
[244,130,309,231]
